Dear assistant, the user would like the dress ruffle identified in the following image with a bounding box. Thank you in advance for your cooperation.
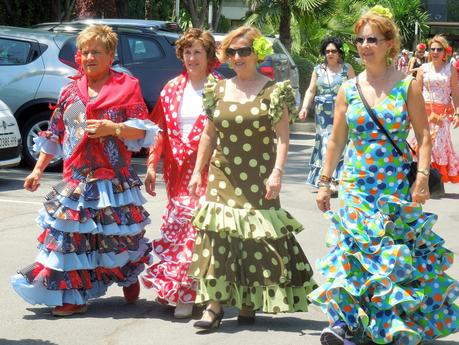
[268,80,297,124]
[33,136,63,157]
[141,196,198,304]
[192,200,303,239]
[308,194,459,344]
[12,176,152,306]
[122,118,160,152]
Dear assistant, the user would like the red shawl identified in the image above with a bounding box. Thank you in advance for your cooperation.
[150,71,222,197]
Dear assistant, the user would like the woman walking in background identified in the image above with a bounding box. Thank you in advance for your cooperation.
[309,6,458,345]
[407,43,427,78]
[141,28,221,319]
[11,25,158,316]
[299,37,355,191]
[416,35,459,183]
[188,26,316,330]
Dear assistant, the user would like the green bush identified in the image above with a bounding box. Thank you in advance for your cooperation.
[292,54,315,100]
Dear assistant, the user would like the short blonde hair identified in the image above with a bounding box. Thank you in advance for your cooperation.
[175,28,217,72]
[76,24,118,54]
[354,13,400,62]
[219,26,263,62]
[428,35,450,62]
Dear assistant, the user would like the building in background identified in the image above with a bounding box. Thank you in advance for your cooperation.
[220,0,248,27]
[422,0,459,49]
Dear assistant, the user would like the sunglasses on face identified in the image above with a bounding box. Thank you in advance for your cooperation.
[355,36,386,46]
[430,47,444,53]
[226,46,253,57]
[325,49,338,54]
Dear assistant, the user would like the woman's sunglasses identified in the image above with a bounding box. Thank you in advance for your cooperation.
[355,36,386,46]
[430,47,444,53]
[325,49,338,54]
[226,46,253,57]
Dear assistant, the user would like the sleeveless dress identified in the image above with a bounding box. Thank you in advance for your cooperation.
[309,77,459,344]
[307,63,349,187]
[420,62,459,183]
[188,78,317,312]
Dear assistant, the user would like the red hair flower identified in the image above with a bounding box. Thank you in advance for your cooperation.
[446,46,453,55]
[417,43,426,50]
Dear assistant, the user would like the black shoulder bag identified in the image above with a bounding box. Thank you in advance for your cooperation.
[355,77,443,195]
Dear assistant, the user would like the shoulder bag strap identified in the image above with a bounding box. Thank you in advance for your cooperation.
[355,76,404,156]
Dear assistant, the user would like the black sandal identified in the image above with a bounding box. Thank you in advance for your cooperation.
[193,308,224,330]
[237,306,255,325]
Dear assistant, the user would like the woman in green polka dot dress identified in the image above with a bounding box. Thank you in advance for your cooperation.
[187,26,316,330]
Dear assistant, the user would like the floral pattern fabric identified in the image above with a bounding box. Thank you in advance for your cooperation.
[308,77,459,344]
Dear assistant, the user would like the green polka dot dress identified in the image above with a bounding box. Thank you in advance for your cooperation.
[188,77,317,313]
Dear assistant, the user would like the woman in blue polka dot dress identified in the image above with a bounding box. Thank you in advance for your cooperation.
[309,6,459,345]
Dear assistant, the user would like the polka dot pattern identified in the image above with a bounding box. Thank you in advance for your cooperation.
[309,77,459,344]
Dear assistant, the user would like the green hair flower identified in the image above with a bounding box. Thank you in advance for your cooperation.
[368,5,393,19]
[253,36,273,61]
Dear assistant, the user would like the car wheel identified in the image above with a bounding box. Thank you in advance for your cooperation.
[21,111,62,171]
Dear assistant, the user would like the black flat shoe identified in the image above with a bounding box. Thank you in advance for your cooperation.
[237,314,255,325]
[193,308,224,330]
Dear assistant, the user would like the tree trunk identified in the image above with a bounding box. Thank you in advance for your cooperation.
[116,0,129,17]
[183,0,208,28]
[145,0,152,19]
[212,0,223,30]
[62,0,76,21]
[279,0,292,52]
[51,0,61,21]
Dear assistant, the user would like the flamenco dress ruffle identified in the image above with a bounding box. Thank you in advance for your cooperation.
[308,194,459,344]
[188,201,317,313]
[141,195,199,305]
[11,120,157,306]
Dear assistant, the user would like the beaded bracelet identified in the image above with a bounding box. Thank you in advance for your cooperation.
[319,174,332,183]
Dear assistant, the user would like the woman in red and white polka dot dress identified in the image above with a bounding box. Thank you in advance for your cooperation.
[141,28,222,319]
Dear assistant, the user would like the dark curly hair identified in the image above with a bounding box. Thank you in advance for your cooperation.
[319,36,344,60]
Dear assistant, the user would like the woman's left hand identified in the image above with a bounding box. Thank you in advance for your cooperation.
[453,115,459,128]
[86,119,117,138]
[411,174,430,204]
[265,170,282,200]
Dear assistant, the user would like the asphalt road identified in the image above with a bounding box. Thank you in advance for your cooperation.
[0,128,458,345]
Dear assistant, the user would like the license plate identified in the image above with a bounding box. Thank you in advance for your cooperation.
[0,136,18,148]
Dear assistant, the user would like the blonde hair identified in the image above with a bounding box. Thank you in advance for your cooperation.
[76,24,118,54]
[428,35,450,62]
[354,12,400,62]
[219,26,263,62]
[175,28,217,72]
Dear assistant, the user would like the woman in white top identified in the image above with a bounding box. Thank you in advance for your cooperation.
[417,35,459,183]
[141,28,222,318]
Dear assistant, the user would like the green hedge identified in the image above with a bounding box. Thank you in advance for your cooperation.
[292,54,315,102]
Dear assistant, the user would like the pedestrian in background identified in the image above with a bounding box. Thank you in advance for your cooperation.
[309,6,458,345]
[141,28,222,319]
[407,43,427,78]
[416,35,459,183]
[188,26,316,330]
[397,48,409,73]
[11,24,159,316]
[299,36,355,192]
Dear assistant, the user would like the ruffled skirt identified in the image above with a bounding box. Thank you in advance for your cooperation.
[141,196,198,305]
[11,173,152,306]
[188,201,317,313]
[309,195,459,344]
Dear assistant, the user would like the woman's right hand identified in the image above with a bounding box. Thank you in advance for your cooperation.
[316,187,332,212]
[24,169,43,192]
[298,108,308,122]
[187,172,202,199]
[144,167,157,197]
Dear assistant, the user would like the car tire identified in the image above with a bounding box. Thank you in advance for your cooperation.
[21,111,62,171]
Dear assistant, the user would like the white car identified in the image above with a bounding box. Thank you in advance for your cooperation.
[0,99,21,168]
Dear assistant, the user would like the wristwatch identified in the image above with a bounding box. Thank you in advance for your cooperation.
[417,168,430,176]
[114,124,121,137]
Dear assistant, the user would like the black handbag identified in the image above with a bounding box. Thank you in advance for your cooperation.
[355,77,443,195]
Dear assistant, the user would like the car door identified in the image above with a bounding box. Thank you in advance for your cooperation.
[118,32,182,110]
[0,36,44,114]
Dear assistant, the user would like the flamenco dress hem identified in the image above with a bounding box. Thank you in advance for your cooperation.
[308,194,459,344]
[189,200,317,313]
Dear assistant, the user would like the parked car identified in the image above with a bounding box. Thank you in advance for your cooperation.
[0,99,21,168]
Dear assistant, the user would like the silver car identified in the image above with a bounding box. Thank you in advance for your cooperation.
[0,99,21,168]
[0,26,75,170]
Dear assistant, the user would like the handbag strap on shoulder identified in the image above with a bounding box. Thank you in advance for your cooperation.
[355,76,404,156]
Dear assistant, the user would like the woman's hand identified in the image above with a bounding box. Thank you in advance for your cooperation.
[86,119,117,138]
[411,174,430,204]
[188,172,203,199]
[265,169,282,200]
[316,187,332,212]
[24,169,43,192]
[298,108,308,122]
[144,167,157,197]
[453,115,459,128]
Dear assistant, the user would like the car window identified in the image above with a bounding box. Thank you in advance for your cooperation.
[0,38,31,65]
[126,36,163,62]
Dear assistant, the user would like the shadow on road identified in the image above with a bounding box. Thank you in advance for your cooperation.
[0,340,58,345]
